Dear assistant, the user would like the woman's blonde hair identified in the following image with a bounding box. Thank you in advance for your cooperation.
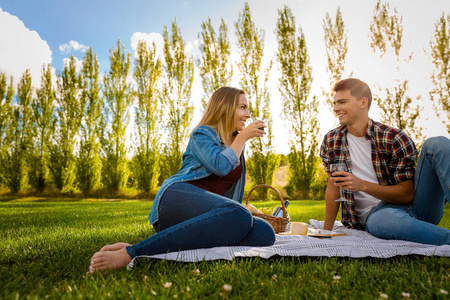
[197,87,245,145]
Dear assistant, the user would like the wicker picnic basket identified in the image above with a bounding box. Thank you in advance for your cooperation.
[245,184,290,234]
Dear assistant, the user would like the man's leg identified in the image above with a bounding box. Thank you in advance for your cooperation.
[366,203,450,245]
[366,136,450,245]
[412,136,450,224]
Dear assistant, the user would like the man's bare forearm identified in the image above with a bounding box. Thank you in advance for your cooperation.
[331,171,414,205]
[358,179,413,205]
[323,178,340,231]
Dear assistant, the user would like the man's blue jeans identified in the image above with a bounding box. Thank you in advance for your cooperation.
[126,183,275,259]
[366,136,450,245]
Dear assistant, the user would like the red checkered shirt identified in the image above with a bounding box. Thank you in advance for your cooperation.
[319,119,418,229]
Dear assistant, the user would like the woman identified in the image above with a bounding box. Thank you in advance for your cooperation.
[88,87,276,273]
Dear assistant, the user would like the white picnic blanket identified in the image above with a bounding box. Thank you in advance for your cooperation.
[127,220,450,269]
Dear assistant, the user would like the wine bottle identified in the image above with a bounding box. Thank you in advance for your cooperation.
[272,200,289,217]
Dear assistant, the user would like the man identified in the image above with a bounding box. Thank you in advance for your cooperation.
[320,78,450,245]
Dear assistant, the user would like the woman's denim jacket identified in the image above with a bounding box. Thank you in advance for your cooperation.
[148,125,246,225]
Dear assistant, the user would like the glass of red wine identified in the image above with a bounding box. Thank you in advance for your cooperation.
[246,116,273,154]
[330,163,347,202]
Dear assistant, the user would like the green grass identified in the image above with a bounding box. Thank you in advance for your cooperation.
[1,199,449,299]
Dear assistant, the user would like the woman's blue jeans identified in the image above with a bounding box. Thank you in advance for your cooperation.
[126,183,275,258]
[366,136,450,245]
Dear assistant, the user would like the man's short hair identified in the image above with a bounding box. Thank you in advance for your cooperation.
[333,78,372,109]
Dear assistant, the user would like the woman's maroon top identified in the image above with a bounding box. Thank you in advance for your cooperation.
[187,161,243,196]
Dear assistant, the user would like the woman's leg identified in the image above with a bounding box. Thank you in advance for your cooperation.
[154,182,239,232]
[127,183,274,258]
[154,183,275,245]
[366,203,450,245]
[90,183,276,273]
[234,217,275,246]
[412,136,450,224]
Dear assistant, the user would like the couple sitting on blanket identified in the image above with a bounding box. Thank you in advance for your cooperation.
[88,80,450,274]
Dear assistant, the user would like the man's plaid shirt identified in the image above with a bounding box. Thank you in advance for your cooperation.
[319,119,418,229]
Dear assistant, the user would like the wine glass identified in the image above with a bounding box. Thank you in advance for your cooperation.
[246,116,274,154]
[330,163,347,202]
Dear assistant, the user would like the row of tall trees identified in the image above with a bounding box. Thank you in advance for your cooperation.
[1,1,449,198]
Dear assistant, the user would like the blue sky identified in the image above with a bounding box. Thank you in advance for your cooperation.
[1,0,449,153]
[0,0,244,72]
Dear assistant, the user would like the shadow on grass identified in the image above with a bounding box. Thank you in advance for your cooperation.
[0,187,156,203]
[0,197,154,203]
[0,202,152,235]
[0,197,85,203]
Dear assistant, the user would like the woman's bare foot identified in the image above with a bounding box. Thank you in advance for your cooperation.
[100,242,132,252]
[88,248,132,274]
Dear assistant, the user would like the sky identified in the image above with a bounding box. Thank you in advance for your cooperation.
[0,0,449,154]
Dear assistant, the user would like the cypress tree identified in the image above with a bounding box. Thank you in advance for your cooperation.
[323,6,349,117]
[78,48,103,195]
[0,74,14,188]
[369,0,424,148]
[5,69,33,192]
[235,2,279,197]
[430,13,450,134]
[276,5,319,199]
[102,39,132,192]
[51,56,83,193]
[132,40,162,194]
[30,64,56,191]
[198,18,232,109]
[159,19,194,183]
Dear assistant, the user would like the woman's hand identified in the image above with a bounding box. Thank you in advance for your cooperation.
[230,120,266,157]
[239,119,266,142]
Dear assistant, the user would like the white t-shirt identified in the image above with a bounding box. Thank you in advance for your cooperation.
[347,132,381,226]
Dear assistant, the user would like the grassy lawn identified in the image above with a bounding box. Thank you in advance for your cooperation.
[1,198,449,299]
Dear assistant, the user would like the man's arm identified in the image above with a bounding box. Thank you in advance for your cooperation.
[331,171,414,205]
[323,174,341,231]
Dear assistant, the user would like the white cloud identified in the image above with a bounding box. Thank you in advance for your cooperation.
[62,56,83,73]
[185,38,202,59]
[0,8,52,88]
[59,40,89,54]
[130,32,164,59]
[130,32,200,63]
